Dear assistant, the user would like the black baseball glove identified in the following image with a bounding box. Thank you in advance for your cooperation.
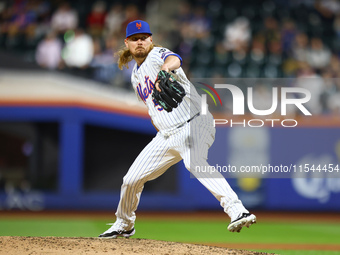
[152,70,186,112]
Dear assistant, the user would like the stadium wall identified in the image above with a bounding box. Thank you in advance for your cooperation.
[0,71,340,211]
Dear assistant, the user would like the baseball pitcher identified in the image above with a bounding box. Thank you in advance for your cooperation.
[99,20,256,239]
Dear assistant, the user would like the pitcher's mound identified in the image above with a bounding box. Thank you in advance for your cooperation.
[0,236,273,255]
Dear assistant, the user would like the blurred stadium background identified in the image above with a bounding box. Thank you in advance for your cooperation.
[0,0,340,215]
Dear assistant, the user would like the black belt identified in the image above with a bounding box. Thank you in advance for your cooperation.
[177,113,200,128]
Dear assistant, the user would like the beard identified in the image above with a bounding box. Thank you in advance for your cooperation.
[134,51,148,58]
[132,46,151,59]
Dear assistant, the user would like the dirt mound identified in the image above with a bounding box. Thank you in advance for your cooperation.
[0,236,274,255]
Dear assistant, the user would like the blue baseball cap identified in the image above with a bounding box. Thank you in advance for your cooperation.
[126,20,152,38]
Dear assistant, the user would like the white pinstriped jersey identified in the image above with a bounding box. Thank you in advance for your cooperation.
[131,47,202,135]
[112,49,250,232]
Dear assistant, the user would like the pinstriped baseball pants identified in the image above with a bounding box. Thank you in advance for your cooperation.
[115,114,248,230]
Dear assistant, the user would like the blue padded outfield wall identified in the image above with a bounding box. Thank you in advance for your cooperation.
[0,105,340,211]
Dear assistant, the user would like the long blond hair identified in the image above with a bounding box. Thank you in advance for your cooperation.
[116,43,160,70]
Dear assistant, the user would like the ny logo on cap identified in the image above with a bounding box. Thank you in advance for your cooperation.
[136,22,142,29]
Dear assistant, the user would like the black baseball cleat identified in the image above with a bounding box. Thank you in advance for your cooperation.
[227,213,256,233]
[98,223,135,239]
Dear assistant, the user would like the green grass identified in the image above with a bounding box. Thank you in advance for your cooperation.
[133,220,340,244]
[0,219,101,237]
[0,218,339,255]
[257,251,340,255]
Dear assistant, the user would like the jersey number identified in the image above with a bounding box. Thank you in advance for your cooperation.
[152,99,163,111]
